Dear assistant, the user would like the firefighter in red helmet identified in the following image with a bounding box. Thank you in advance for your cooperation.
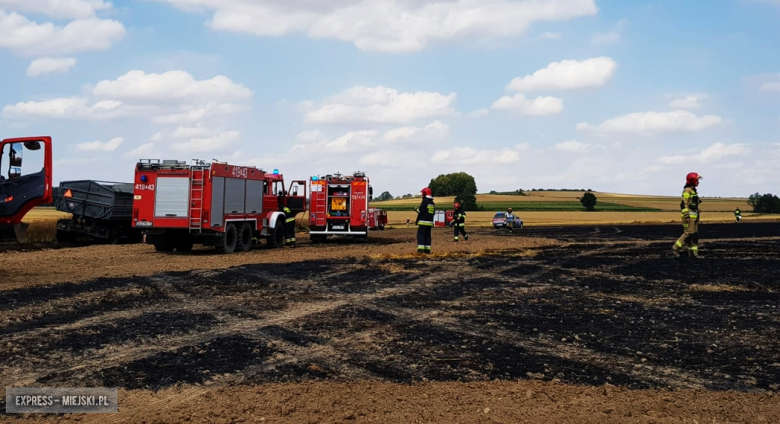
[414,187,435,254]
[452,201,468,242]
[673,172,703,258]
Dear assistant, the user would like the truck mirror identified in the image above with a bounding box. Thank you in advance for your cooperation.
[10,143,22,167]
[9,167,21,179]
[292,186,298,196]
[369,186,373,196]
[23,141,42,151]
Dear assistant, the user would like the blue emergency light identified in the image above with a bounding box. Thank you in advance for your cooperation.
[273,169,279,174]
[312,176,318,181]
[140,175,148,183]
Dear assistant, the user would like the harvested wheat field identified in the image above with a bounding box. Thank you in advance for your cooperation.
[1,222,779,423]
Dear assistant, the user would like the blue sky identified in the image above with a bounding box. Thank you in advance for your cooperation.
[1,0,779,198]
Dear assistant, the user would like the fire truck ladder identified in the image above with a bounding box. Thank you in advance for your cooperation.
[189,163,208,232]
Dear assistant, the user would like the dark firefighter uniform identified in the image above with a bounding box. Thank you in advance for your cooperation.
[452,205,468,241]
[415,193,435,254]
[283,206,296,247]
[673,175,702,258]
[734,207,742,223]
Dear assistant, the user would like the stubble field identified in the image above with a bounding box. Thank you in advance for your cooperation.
[1,220,779,423]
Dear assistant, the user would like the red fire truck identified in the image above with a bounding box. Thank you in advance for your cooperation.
[132,159,306,253]
[308,171,374,242]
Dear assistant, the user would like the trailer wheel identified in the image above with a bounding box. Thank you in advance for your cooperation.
[237,223,252,252]
[268,221,284,248]
[216,223,238,254]
[107,229,120,245]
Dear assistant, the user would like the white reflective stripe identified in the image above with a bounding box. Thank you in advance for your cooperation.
[418,220,433,224]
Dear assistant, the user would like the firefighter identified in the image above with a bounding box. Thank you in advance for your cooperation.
[673,172,703,258]
[505,207,517,233]
[734,207,742,223]
[282,206,297,247]
[452,202,468,242]
[414,187,435,254]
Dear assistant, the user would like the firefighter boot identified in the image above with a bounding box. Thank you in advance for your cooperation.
[464,234,469,241]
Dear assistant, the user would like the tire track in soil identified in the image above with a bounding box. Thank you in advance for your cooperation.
[4,257,506,389]
[6,241,609,389]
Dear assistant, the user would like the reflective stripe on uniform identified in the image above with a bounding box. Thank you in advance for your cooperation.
[418,220,434,226]
[286,218,296,223]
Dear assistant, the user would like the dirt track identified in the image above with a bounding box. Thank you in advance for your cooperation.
[1,223,779,423]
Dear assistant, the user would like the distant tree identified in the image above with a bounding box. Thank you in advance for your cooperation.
[375,191,394,201]
[748,192,780,213]
[489,190,497,194]
[580,190,597,211]
[515,188,526,196]
[428,172,478,197]
[455,193,478,211]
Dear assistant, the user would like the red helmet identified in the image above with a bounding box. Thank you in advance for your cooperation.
[686,172,703,185]
[454,202,461,209]
[421,187,432,196]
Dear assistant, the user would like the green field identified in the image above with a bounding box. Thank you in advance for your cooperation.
[372,201,662,212]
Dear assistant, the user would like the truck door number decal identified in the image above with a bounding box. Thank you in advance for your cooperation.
[135,184,155,190]
[232,167,248,178]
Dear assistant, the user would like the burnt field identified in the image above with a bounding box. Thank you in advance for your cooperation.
[1,222,779,422]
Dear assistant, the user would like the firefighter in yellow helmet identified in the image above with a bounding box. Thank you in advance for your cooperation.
[673,172,703,258]
[283,206,297,247]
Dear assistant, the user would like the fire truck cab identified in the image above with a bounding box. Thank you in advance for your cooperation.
[132,159,306,253]
[308,171,373,242]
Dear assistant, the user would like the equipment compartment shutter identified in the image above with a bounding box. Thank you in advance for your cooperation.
[154,177,190,217]
[211,177,225,226]
[224,178,246,214]
[245,179,263,214]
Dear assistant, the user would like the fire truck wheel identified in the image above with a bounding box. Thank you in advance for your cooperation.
[216,223,238,254]
[237,223,253,252]
[154,244,175,252]
[268,221,284,248]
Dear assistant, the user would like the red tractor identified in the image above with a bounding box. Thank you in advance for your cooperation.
[308,171,374,242]
[0,136,53,242]
[132,159,306,253]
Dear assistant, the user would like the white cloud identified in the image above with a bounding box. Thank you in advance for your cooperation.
[468,108,489,118]
[0,0,112,19]
[431,146,521,165]
[171,130,242,152]
[124,142,158,158]
[3,70,252,124]
[26,57,77,77]
[0,11,126,56]
[659,142,749,165]
[576,110,723,136]
[152,0,598,53]
[760,82,780,92]
[384,120,449,142]
[507,57,618,91]
[554,140,591,153]
[590,19,626,45]
[591,31,619,44]
[152,103,247,125]
[304,85,457,124]
[537,32,561,39]
[150,132,163,141]
[668,94,707,109]
[291,130,378,155]
[490,93,563,116]
[91,70,253,104]
[2,97,127,120]
[360,150,418,168]
[171,123,212,138]
[77,137,123,152]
